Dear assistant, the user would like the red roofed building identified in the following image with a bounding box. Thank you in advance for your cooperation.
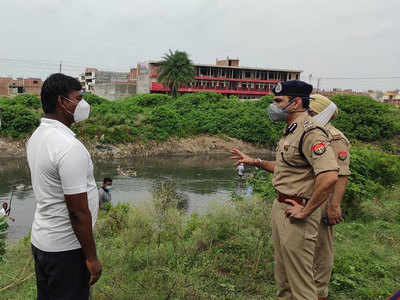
[137,57,302,99]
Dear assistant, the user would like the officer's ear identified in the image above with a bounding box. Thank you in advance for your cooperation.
[292,97,302,109]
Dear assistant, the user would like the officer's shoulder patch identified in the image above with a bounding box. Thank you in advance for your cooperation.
[312,142,326,155]
[338,151,348,161]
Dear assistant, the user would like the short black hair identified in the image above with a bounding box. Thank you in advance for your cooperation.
[41,73,82,113]
[103,177,112,183]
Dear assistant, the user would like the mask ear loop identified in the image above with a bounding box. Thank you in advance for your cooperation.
[284,96,308,113]
[58,96,74,116]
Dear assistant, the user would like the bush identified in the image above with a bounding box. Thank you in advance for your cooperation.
[342,146,400,218]
[2,93,400,147]
[0,104,40,137]
[0,216,8,261]
[332,94,400,141]
[123,94,173,107]
[0,94,41,109]
[83,93,107,106]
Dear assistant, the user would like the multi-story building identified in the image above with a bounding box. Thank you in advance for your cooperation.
[79,68,136,100]
[137,57,302,99]
[0,77,43,96]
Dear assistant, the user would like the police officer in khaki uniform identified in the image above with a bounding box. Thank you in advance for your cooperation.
[309,94,351,300]
[231,81,339,300]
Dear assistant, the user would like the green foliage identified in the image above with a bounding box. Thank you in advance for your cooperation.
[0,102,40,138]
[332,94,400,141]
[342,146,400,218]
[0,216,7,261]
[97,202,130,237]
[1,187,399,299]
[123,93,172,107]
[2,93,400,148]
[83,93,107,105]
[250,145,400,221]
[158,49,195,98]
[12,94,42,109]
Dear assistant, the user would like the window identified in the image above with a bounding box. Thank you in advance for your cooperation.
[33,80,38,84]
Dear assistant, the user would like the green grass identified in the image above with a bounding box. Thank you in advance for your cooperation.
[1,183,399,299]
[2,93,400,150]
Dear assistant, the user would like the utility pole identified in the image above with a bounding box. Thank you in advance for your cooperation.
[317,78,321,92]
[59,61,62,73]
[308,74,312,84]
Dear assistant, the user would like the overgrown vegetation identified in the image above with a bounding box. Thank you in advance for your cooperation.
[1,179,399,299]
[1,93,399,149]
[0,92,399,298]
[0,216,7,261]
[0,95,41,138]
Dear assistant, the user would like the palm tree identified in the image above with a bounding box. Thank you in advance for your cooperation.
[157,50,195,98]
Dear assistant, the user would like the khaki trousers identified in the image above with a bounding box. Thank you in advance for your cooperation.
[313,201,334,298]
[271,199,321,300]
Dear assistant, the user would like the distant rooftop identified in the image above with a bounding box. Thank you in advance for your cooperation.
[145,60,301,73]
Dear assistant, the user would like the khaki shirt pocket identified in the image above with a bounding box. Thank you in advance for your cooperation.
[280,145,309,168]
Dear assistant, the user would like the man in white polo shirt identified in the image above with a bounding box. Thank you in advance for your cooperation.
[27,73,101,300]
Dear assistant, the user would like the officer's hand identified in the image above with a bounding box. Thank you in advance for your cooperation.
[284,199,307,220]
[86,258,102,286]
[230,148,255,166]
[327,204,343,225]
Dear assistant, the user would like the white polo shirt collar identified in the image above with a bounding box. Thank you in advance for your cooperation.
[40,118,76,137]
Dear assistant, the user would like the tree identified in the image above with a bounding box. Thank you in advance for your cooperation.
[158,50,195,98]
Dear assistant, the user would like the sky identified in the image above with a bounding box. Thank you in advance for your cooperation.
[0,0,399,91]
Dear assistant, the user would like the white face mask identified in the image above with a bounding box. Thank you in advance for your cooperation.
[62,96,91,122]
[312,102,337,126]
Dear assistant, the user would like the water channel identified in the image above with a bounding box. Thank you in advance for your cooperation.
[0,153,273,241]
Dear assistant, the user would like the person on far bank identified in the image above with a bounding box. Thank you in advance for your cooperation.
[27,73,101,300]
[230,80,339,300]
[0,202,15,221]
[309,94,351,300]
[99,178,112,209]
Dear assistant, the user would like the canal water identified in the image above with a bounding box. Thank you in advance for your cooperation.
[0,153,272,241]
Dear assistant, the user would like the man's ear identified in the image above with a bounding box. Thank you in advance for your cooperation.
[57,96,65,111]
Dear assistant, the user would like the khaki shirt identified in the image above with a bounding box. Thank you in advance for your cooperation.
[273,113,339,199]
[326,124,351,176]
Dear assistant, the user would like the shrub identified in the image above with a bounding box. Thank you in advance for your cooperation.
[332,94,400,141]
[83,93,107,106]
[342,146,400,218]
[0,104,40,137]
[124,94,173,107]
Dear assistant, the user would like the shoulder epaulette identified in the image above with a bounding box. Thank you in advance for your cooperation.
[303,120,315,132]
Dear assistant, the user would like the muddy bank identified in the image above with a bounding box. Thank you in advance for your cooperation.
[0,135,273,159]
[0,138,27,158]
